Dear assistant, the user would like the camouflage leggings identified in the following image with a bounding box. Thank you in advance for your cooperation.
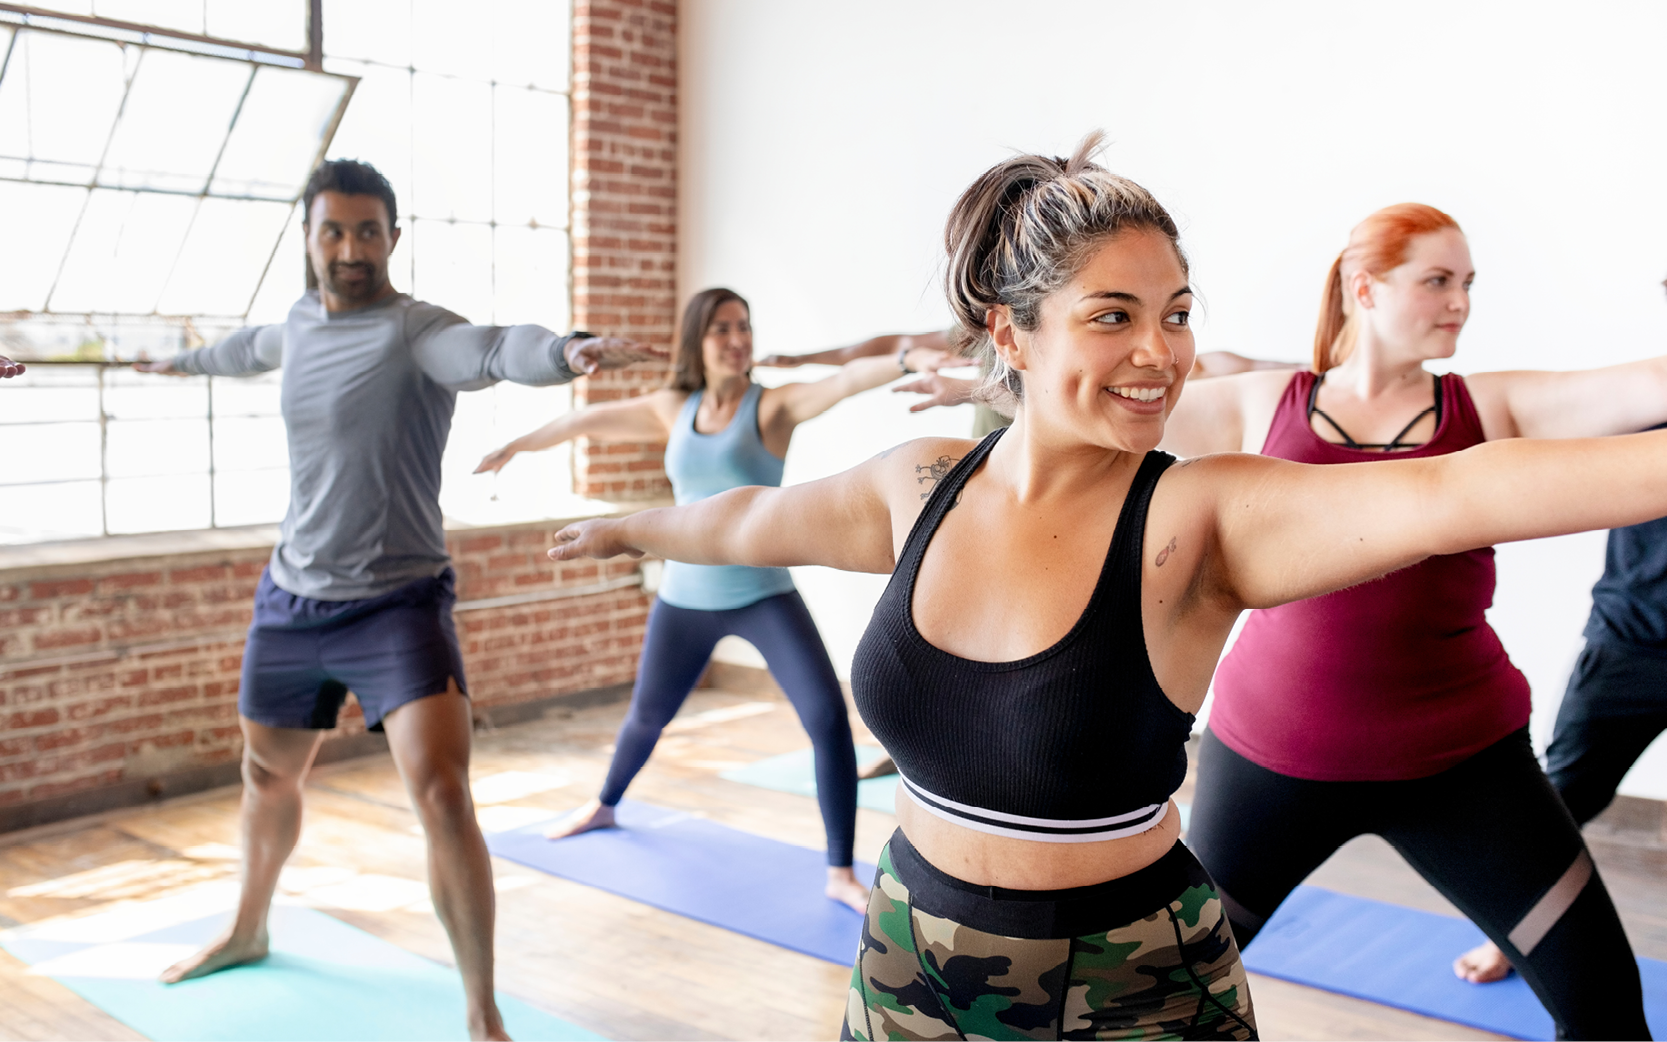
[842,835,1256,1041]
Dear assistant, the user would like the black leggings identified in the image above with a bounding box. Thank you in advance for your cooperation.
[599,591,858,867]
[1189,727,1647,1040]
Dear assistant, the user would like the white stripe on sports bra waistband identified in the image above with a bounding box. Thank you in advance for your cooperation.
[898,775,1171,844]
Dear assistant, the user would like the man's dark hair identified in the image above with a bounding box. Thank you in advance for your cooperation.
[302,159,398,229]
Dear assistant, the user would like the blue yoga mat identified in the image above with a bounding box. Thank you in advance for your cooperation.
[486,800,872,965]
[0,899,600,1042]
[720,745,900,813]
[1243,885,1667,1040]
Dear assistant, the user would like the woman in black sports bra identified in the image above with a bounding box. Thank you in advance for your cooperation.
[548,135,1667,1041]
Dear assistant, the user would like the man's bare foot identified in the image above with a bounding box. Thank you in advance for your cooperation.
[468,1006,512,1041]
[1454,940,1513,983]
[857,753,898,780]
[827,866,870,913]
[159,928,269,983]
[543,798,617,839]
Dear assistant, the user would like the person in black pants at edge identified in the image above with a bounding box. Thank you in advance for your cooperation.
[1457,448,1667,985]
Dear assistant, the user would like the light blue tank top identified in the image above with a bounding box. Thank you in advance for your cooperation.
[657,383,797,611]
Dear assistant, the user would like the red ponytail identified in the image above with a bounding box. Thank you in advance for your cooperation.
[1313,203,1461,372]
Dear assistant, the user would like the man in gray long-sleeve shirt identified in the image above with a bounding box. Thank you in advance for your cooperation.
[136,160,660,1040]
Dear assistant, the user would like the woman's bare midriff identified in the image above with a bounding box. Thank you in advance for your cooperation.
[895,788,1184,891]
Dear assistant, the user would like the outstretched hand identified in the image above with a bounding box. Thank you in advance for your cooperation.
[548,518,643,561]
[893,372,981,413]
[0,355,23,378]
[474,445,518,474]
[133,358,185,376]
[564,336,668,375]
[903,347,955,374]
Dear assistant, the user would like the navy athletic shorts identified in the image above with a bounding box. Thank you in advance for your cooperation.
[239,567,468,732]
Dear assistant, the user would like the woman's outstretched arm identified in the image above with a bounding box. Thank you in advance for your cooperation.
[549,436,971,573]
[1201,428,1667,611]
[474,389,681,473]
[1467,357,1667,440]
[756,330,949,368]
[762,352,951,437]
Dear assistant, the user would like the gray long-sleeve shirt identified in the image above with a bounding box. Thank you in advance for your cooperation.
[174,290,584,600]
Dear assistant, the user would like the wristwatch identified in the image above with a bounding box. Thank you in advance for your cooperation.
[897,345,915,374]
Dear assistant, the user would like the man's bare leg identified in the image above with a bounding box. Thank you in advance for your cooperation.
[162,719,324,982]
[383,682,508,1042]
[1454,940,1514,983]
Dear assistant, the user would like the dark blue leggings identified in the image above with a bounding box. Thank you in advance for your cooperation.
[599,591,858,867]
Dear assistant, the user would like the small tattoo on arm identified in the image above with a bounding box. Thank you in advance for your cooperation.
[1155,536,1178,567]
[916,455,960,500]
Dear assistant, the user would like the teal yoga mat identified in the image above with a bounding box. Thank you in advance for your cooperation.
[720,746,1193,830]
[0,898,601,1041]
[719,745,898,813]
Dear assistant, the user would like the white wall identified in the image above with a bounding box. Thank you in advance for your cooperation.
[679,0,1667,796]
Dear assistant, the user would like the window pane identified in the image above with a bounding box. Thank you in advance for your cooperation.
[50,189,198,314]
[412,0,489,80]
[0,367,99,423]
[0,421,101,484]
[0,482,104,545]
[93,0,205,35]
[210,369,283,417]
[321,0,411,67]
[206,0,309,54]
[0,30,128,180]
[212,66,353,200]
[491,0,570,90]
[319,60,411,216]
[494,86,567,228]
[411,219,492,322]
[246,202,308,324]
[100,48,250,193]
[0,182,87,311]
[213,468,289,526]
[213,415,288,472]
[106,473,211,534]
[157,198,294,316]
[105,417,210,478]
[411,73,491,221]
[493,226,569,329]
[103,366,206,421]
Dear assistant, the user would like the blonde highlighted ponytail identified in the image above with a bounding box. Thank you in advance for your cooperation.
[943,131,1187,404]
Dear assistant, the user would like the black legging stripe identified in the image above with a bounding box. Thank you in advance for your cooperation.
[1188,727,1648,1041]
[599,590,859,867]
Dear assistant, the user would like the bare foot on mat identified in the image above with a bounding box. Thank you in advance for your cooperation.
[160,928,270,983]
[1454,940,1513,983]
[827,866,870,913]
[544,798,617,839]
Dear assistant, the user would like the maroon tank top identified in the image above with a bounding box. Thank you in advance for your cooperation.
[1208,371,1530,781]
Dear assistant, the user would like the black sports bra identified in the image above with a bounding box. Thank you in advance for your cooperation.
[850,430,1194,843]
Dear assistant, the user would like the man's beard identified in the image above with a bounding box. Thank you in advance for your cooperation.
[322,261,386,303]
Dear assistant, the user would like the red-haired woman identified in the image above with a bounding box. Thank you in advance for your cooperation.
[1163,204,1664,1039]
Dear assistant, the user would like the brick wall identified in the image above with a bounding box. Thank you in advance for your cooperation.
[570,0,678,500]
[0,520,651,826]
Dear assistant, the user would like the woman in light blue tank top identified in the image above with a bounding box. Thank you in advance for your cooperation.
[478,287,947,910]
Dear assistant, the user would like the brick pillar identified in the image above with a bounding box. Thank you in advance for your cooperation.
[570,0,677,500]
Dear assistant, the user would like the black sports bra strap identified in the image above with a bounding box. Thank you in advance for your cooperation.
[897,428,1005,575]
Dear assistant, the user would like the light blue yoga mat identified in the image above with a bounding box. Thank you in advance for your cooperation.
[1243,885,1667,1040]
[0,900,601,1042]
[719,746,1194,831]
[486,800,872,965]
[720,745,900,813]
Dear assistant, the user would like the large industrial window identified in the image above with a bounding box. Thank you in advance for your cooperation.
[0,1,576,544]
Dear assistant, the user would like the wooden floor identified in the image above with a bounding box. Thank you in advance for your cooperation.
[0,682,1657,1041]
